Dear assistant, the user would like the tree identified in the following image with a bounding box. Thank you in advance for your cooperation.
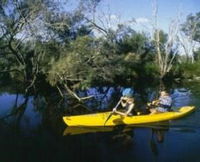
[194,48,200,61]
[181,12,200,43]
[46,36,105,100]
[0,0,94,94]
[179,12,200,63]
[151,0,179,79]
[0,0,51,92]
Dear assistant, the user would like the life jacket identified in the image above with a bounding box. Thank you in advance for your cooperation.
[158,96,172,110]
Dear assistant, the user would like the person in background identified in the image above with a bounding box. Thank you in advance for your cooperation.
[113,88,136,116]
[149,90,172,115]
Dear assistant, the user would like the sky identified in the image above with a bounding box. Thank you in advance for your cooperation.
[63,0,200,55]
[95,0,200,32]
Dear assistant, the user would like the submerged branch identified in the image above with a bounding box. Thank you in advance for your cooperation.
[55,74,93,101]
[63,83,93,101]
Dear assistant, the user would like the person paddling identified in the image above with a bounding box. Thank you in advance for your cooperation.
[149,90,172,115]
[113,88,135,116]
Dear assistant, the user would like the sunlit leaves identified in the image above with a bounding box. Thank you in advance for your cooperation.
[47,36,96,89]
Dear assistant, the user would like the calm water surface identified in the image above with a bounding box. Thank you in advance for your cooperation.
[0,83,200,162]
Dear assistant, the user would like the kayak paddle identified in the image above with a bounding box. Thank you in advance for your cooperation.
[104,99,121,126]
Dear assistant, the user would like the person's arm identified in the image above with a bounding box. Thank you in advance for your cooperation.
[147,99,159,107]
[121,100,127,107]
[114,110,127,116]
[115,103,134,116]
[120,96,128,107]
[152,99,159,106]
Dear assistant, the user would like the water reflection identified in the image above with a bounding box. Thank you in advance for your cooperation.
[84,87,119,109]
[0,93,43,134]
[63,123,171,162]
[150,122,169,156]
[63,126,115,135]
[0,86,195,134]
[63,123,170,153]
[172,88,191,108]
[0,83,200,162]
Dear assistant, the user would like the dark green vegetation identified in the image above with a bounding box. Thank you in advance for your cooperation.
[0,0,200,100]
[0,2,200,162]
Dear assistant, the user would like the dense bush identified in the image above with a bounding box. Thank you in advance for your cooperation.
[179,62,200,79]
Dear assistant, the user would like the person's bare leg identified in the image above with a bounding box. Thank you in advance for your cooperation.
[149,109,158,115]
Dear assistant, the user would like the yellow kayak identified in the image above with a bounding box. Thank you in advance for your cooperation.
[63,106,195,127]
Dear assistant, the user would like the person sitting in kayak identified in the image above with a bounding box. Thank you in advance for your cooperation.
[113,88,135,116]
[149,90,172,115]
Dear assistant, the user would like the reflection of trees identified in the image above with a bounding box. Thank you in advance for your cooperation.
[85,87,121,110]
[109,126,134,152]
[0,94,29,133]
[2,96,28,119]
[62,126,135,162]
[14,97,29,126]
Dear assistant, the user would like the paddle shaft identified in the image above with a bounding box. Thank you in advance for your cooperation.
[104,99,121,126]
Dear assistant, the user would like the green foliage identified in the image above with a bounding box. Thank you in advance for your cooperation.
[194,48,200,61]
[117,32,149,54]
[47,36,96,89]
[143,62,159,77]
[1,0,200,98]
[152,30,168,53]
[181,12,200,43]
[179,62,200,79]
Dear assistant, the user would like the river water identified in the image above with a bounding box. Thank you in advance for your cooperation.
[0,82,200,162]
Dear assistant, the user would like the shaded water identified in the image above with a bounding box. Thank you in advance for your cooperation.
[0,83,200,162]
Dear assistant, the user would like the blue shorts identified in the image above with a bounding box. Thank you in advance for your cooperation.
[156,107,168,112]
